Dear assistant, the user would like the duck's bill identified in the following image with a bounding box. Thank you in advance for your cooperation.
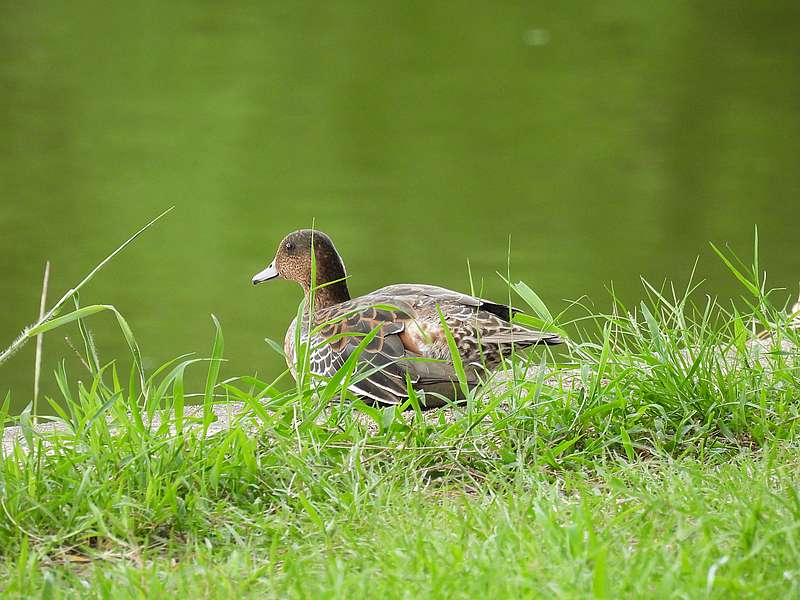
[252,261,279,284]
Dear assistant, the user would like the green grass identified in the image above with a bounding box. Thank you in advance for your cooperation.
[1,236,799,598]
[3,448,800,598]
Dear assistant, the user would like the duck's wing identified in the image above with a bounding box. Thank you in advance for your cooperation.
[309,301,467,405]
[373,284,562,366]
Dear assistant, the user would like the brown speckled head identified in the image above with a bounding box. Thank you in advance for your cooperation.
[252,230,351,308]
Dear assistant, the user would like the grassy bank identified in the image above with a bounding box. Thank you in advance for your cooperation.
[1,241,799,598]
[2,447,799,598]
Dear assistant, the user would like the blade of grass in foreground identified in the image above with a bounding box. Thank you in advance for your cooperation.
[710,242,761,298]
[32,261,50,424]
[203,315,225,435]
[437,305,469,399]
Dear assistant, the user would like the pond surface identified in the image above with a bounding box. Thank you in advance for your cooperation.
[2,2,799,413]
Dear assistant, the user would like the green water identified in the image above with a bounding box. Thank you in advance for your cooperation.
[2,2,799,414]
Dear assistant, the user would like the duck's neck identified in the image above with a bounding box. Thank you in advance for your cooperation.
[305,279,351,310]
[302,245,350,310]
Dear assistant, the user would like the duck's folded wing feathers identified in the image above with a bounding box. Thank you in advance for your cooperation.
[310,303,469,405]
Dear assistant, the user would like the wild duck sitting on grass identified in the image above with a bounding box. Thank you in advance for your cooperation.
[252,230,562,407]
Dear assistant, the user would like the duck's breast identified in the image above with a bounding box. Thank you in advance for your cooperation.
[284,317,298,377]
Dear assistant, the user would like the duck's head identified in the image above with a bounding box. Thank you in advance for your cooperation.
[252,229,351,307]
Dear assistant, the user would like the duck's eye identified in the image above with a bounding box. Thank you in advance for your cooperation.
[285,242,295,254]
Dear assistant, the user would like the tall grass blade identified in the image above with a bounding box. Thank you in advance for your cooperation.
[27,306,109,336]
[263,337,285,358]
[436,305,469,398]
[710,242,760,298]
[203,315,225,433]
[33,261,50,424]
[511,280,554,323]
[73,293,101,376]
[111,309,146,394]
[0,391,10,457]
[173,368,185,435]
[640,302,665,358]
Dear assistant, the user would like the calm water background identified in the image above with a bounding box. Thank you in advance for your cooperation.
[2,2,799,414]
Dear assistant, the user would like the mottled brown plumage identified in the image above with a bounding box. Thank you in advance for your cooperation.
[253,230,562,407]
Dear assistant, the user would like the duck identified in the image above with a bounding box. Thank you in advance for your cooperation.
[252,229,562,407]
